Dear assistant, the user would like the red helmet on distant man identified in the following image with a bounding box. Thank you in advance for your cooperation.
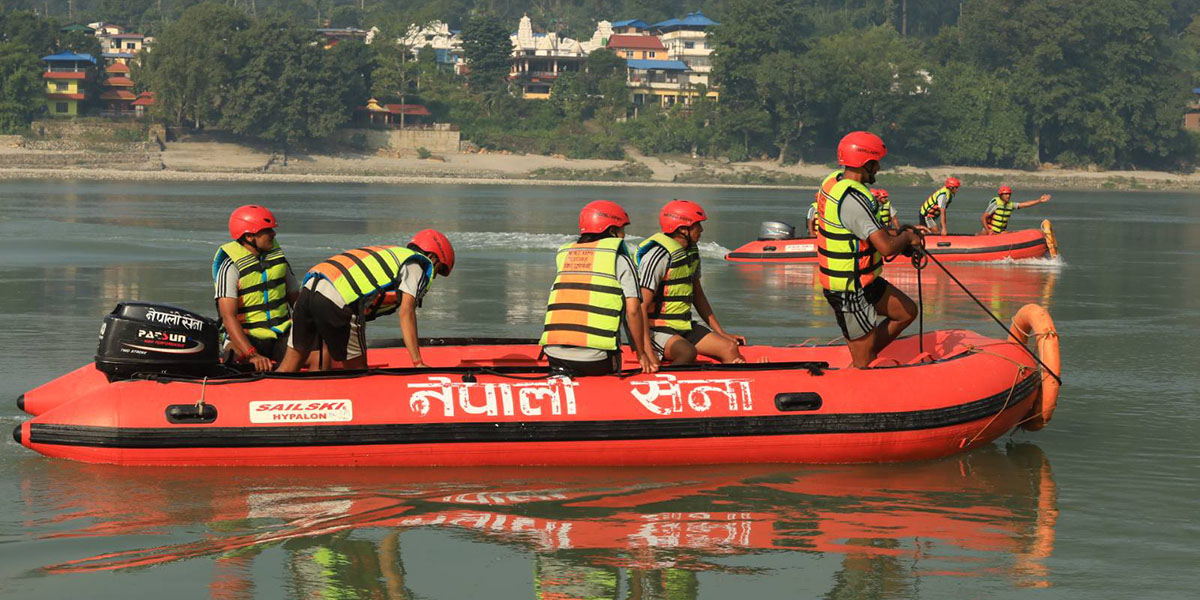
[945,177,961,189]
[410,229,456,277]
[998,185,1013,195]
[837,131,887,168]
[228,205,277,240]
[578,200,630,234]
[871,188,889,200]
[659,199,707,233]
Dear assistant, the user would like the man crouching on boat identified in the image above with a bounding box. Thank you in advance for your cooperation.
[276,230,455,372]
[540,201,658,376]
[818,131,925,368]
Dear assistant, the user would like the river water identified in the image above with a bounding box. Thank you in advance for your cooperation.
[1,180,1196,599]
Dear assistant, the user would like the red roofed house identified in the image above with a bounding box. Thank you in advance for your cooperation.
[131,91,155,117]
[354,98,432,127]
[99,61,136,116]
[606,34,666,60]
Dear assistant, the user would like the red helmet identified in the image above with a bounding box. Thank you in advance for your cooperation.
[578,200,630,234]
[228,205,277,240]
[872,188,889,200]
[410,229,455,277]
[998,185,1013,195]
[945,177,961,189]
[659,199,707,233]
[837,131,887,168]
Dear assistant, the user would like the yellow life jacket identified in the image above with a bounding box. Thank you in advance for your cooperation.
[306,246,434,317]
[212,240,291,339]
[539,237,628,351]
[878,200,893,227]
[988,196,1014,233]
[817,171,883,292]
[637,232,699,334]
[921,186,953,219]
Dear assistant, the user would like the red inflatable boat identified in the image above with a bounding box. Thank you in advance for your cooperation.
[725,220,1059,264]
[13,304,1061,467]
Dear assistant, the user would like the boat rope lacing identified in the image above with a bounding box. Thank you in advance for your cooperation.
[196,376,208,410]
[921,250,1062,385]
[959,357,1031,448]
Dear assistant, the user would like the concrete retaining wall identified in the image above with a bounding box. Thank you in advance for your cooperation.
[334,127,460,154]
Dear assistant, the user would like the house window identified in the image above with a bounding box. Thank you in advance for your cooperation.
[648,51,656,58]
[126,42,136,49]
[55,102,68,113]
[684,42,694,49]
[55,82,67,91]
[625,51,633,58]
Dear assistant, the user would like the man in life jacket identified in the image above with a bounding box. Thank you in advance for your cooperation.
[919,177,960,234]
[275,229,455,372]
[638,200,747,365]
[818,131,926,368]
[213,205,299,371]
[871,188,899,231]
[980,185,1051,235]
[540,201,658,376]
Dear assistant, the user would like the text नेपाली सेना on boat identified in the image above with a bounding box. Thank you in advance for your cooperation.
[13,302,1061,467]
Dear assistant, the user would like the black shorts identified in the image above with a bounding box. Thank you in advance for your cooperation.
[650,322,713,357]
[287,287,365,362]
[547,352,620,377]
[823,277,889,341]
[249,334,289,363]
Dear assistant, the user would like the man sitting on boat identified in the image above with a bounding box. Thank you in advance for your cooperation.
[275,230,455,372]
[213,205,298,372]
[980,186,1051,235]
[540,201,658,376]
[818,131,926,368]
[871,188,899,231]
[919,177,960,234]
[638,200,747,365]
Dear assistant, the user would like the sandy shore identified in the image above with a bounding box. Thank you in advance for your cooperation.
[3,140,1199,191]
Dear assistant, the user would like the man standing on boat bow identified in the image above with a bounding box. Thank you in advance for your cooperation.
[817,131,925,368]
[213,205,299,371]
[276,230,455,372]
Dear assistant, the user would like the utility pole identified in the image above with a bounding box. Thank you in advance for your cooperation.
[902,0,908,36]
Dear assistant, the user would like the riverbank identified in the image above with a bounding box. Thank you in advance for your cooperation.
[2,139,1198,191]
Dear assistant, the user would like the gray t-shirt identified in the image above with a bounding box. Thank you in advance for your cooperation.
[838,188,883,241]
[637,244,701,293]
[309,261,428,309]
[214,255,299,299]
[544,251,640,362]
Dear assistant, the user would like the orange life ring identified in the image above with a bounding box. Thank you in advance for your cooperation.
[1009,303,1061,431]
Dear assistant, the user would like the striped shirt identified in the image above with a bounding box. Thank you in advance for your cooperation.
[637,244,701,292]
[837,188,883,241]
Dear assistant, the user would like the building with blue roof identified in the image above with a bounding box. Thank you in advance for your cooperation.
[611,19,649,34]
[650,11,720,91]
[42,52,97,117]
[625,57,718,108]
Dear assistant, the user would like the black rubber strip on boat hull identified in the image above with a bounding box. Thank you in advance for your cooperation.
[27,372,1038,449]
[727,237,1046,260]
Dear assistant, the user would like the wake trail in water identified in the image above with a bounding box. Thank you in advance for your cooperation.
[295,231,733,260]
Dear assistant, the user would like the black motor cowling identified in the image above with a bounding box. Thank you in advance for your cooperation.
[758,221,796,240]
[95,302,220,381]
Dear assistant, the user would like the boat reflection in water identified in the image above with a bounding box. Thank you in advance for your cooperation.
[26,444,1057,597]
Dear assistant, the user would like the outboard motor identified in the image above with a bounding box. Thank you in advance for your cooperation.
[758,221,796,240]
[95,302,220,381]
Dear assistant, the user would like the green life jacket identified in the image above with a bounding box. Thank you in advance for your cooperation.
[817,171,883,292]
[212,240,291,339]
[988,196,1015,233]
[539,237,628,351]
[637,232,699,334]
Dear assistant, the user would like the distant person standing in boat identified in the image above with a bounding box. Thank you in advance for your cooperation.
[817,131,925,368]
[213,205,299,372]
[638,200,747,365]
[919,177,960,234]
[540,201,658,376]
[871,188,899,231]
[980,186,1051,234]
[806,193,820,237]
[275,230,455,372]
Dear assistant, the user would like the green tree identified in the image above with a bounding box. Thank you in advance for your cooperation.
[0,42,43,132]
[0,10,57,55]
[140,2,251,127]
[461,14,511,100]
[925,63,1034,167]
[371,29,418,125]
[222,20,348,162]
